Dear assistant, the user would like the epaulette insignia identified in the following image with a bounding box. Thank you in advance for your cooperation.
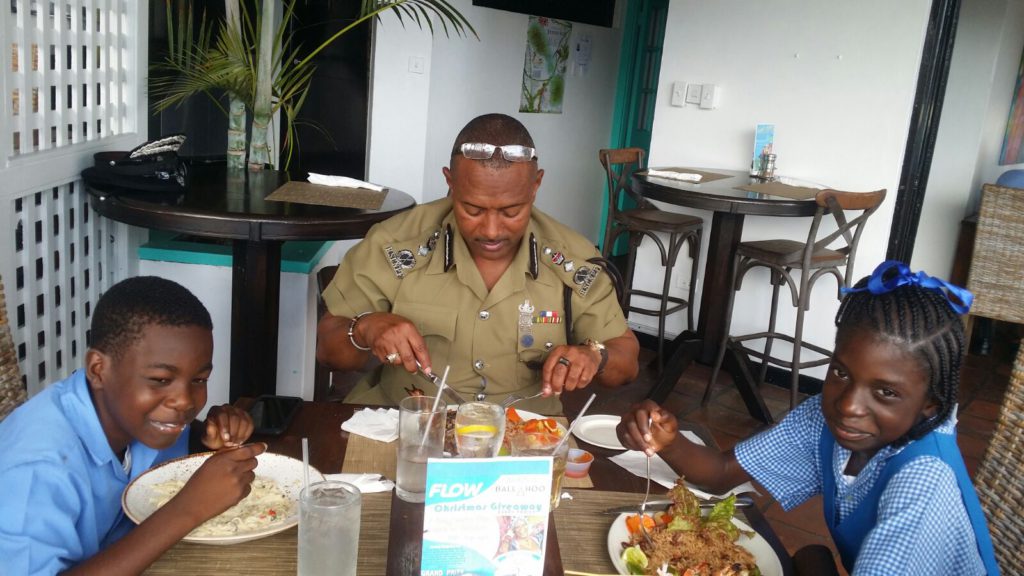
[384,245,417,278]
[573,265,600,297]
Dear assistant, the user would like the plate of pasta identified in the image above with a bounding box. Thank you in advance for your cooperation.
[122,451,324,545]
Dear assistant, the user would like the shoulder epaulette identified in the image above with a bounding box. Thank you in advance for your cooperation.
[382,227,442,279]
[537,238,602,297]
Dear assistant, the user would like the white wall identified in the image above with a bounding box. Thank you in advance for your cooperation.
[972,0,1024,198]
[641,1,932,374]
[368,1,622,241]
[914,0,1024,277]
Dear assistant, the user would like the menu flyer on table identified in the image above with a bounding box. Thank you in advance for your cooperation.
[420,457,553,576]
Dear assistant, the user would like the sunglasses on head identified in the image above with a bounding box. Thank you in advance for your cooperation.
[459,142,537,162]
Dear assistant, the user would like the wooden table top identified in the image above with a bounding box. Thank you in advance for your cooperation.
[143,401,793,575]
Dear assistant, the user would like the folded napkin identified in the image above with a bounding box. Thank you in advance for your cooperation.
[340,407,399,443]
[609,430,758,500]
[646,169,703,182]
[324,473,395,494]
[308,172,386,192]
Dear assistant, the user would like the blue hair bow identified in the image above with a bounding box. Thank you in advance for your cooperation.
[841,260,973,314]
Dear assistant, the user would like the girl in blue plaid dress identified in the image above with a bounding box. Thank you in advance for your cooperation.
[618,261,1000,575]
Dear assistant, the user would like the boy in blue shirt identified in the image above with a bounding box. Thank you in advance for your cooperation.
[0,276,265,575]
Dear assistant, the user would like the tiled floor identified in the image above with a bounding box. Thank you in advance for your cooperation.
[566,325,1015,574]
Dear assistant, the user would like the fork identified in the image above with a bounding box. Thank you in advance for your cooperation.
[500,390,545,409]
[637,416,654,546]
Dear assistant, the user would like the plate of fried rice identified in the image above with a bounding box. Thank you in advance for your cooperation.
[606,480,782,576]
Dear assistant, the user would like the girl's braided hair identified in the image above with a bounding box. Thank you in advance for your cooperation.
[834,271,966,442]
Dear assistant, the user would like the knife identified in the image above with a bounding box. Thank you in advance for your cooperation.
[415,361,466,406]
[600,495,754,515]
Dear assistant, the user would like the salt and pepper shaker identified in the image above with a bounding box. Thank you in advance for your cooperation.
[759,153,777,180]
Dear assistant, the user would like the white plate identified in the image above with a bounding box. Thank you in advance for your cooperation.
[571,414,625,450]
[606,513,783,576]
[122,451,325,545]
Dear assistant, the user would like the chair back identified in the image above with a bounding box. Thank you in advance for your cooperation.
[804,188,887,285]
[313,265,339,401]
[974,341,1024,573]
[0,275,26,421]
[599,148,649,254]
[967,184,1024,324]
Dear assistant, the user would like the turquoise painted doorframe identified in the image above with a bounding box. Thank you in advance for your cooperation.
[600,0,670,255]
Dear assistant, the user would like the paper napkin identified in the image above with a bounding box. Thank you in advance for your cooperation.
[308,172,386,192]
[646,169,703,182]
[609,430,758,500]
[340,407,399,443]
[324,473,395,493]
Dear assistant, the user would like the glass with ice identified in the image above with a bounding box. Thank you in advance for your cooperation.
[454,401,506,458]
[511,432,569,509]
[298,480,361,576]
[396,395,447,503]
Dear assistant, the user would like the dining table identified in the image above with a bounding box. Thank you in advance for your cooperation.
[143,400,794,575]
[632,168,826,424]
[82,160,416,401]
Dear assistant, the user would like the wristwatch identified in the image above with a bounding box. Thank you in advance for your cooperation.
[582,338,608,374]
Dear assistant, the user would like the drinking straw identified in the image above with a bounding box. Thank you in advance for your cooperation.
[419,365,450,449]
[555,392,597,453]
[301,437,311,493]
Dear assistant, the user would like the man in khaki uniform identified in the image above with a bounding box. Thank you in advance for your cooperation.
[316,114,639,414]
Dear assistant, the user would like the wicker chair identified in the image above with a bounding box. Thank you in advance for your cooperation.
[966,184,1024,326]
[974,342,1024,573]
[599,148,704,371]
[0,275,27,421]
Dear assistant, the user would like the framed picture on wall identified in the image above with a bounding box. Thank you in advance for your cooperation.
[999,46,1024,165]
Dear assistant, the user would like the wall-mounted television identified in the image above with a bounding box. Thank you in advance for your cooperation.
[472,0,615,28]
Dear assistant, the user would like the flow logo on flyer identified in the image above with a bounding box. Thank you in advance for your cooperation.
[420,457,553,576]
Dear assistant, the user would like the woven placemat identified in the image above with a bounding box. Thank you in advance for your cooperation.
[641,168,732,183]
[341,416,594,488]
[734,181,819,200]
[265,180,388,210]
[143,492,392,575]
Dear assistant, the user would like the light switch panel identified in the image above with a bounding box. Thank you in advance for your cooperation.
[685,84,702,105]
[699,83,718,109]
[670,82,685,107]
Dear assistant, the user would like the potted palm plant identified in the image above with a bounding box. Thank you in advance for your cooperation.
[151,0,475,171]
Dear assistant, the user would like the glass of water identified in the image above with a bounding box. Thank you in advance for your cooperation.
[298,480,361,576]
[396,395,447,503]
[454,401,506,458]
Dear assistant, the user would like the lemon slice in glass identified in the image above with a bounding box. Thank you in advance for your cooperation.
[456,424,498,436]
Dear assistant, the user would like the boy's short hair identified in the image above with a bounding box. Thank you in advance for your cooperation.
[88,276,212,360]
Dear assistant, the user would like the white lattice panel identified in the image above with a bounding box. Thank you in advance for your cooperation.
[0,0,147,397]
[4,0,134,158]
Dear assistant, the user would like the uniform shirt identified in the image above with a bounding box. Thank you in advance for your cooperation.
[735,395,986,575]
[0,370,188,575]
[323,197,628,414]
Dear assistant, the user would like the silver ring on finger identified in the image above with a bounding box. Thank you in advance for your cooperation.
[386,352,401,364]
[557,356,571,367]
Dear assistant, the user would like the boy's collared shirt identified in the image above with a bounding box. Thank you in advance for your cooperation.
[735,395,985,576]
[0,370,188,575]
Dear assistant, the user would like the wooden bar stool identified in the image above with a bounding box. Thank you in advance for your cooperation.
[599,148,703,371]
[705,188,886,408]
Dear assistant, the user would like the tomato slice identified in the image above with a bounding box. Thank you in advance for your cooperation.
[624,514,656,535]
[522,418,559,435]
[506,407,523,424]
